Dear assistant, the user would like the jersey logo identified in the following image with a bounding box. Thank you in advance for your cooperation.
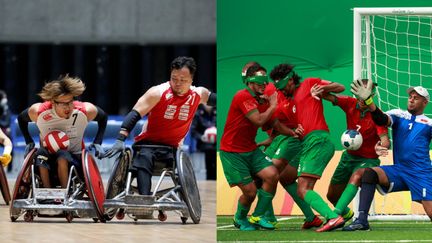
[243,100,257,112]
[292,105,296,113]
[165,93,173,100]
[43,114,53,121]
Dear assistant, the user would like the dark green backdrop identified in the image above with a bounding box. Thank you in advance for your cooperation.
[217,0,432,149]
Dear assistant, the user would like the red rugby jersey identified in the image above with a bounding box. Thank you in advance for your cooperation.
[135,82,202,147]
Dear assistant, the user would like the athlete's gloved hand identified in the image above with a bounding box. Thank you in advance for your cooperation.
[24,142,35,158]
[89,143,105,159]
[351,79,373,101]
[0,153,12,167]
[104,140,125,158]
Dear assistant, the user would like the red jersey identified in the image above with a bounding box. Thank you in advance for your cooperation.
[135,82,202,147]
[336,96,388,158]
[294,78,330,136]
[220,89,273,153]
[275,98,298,129]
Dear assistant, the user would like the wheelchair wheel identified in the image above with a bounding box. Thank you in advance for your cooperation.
[10,148,37,222]
[104,149,131,221]
[82,149,106,223]
[0,162,11,205]
[177,150,201,224]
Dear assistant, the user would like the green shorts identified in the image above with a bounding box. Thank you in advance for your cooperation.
[220,149,273,186]
[298,130,335,178]
[330,150,380,185]
[264,135,301,169]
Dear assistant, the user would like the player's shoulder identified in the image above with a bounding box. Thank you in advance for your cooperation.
[415,114,432,127]
[190,85,209,97]
[36,101,52,115]
[385,108,410,119]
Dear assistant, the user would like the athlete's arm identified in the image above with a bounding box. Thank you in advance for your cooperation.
[246,92,277,127]
[272,120,298,137]
[196,86,214,106]
[17,103,39,145]
[85,102,108,145]
[118,86,161,138]
[321,81,345,94]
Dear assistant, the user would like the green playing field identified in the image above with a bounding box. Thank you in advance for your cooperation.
[217,216,432,242]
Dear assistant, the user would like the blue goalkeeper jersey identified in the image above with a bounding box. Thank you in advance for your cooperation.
[387,109,432,171]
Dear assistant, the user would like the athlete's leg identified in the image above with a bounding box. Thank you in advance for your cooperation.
[57,157,69,188]
[421,201,432,220]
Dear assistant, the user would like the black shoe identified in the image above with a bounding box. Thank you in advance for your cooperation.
[342,219,370,231]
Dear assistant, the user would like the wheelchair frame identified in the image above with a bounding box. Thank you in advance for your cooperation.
[9,148,106,223]
[104,145,202,224]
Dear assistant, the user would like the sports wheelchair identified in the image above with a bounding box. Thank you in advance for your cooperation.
[104,145,201,224]
[9,148,106,223]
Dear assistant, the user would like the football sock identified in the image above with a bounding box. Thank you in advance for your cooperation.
[334,183,358,215]
[304,190,338,220]
[252,188,275,217]
[264,203,277,221]
[285,183,316,222]
[235,200,250,219]
[357,169,378,222]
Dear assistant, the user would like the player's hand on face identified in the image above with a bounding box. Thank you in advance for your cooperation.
[375,141,389,157]
[351,79,372,100]
[24,142,35,158]
[310,84,324,100]
[103,140,125,158]
[268,92,278,107]
[0,154,12,167]
[89,143,105,159]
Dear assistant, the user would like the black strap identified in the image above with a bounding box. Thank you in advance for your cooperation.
[17,108,34,144]
[92,106,107,144]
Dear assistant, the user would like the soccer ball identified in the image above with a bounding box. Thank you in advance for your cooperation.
[43,130,70,153]
[201,126,217,144]
[340,130,363,150]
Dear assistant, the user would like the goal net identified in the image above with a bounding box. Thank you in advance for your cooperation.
[353,7,432,220]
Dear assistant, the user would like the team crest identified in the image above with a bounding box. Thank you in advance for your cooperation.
[43,113,53,121]
[165,93,173,100]
[292,105,296,113]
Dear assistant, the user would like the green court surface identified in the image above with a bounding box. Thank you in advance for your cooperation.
[217,216,432,242]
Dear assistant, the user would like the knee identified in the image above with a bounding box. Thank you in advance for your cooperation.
[296,186,307,200]
[243,188,257,201]
[349,169,365,186]
[361,168,379,184]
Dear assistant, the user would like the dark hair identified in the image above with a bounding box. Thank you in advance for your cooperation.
[270,64,301,85]
[245,63,267,78]
[170,56,197,76]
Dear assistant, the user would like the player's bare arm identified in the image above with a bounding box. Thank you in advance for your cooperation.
[115,87,161,138]
[246,92,277,127]
[321,81,345,94]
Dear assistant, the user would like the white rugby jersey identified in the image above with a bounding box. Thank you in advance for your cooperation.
[36,101,88,154]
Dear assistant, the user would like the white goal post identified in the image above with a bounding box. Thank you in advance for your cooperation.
[353,7,432,221]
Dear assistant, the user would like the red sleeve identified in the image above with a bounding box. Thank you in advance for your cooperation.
[336,96,356,112]
[235,92,258,115]
[376,125,388,137]
[73,101,87,115]
[37,101,53,115]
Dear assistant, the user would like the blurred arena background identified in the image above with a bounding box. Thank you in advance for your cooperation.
[0,0,216,181]
[0,2,216,242]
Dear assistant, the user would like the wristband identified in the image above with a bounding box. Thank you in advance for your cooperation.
[365,96,374,105]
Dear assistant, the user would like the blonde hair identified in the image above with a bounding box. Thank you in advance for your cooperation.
[38,74,86,101]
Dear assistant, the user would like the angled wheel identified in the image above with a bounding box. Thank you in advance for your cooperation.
[82,149,105,222]
[10,148,37,222]
[104,149,131,221]
[0,162,11,205]
[177,150,201,224]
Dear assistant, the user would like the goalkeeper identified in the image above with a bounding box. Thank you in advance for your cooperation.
[344,81,432,231]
